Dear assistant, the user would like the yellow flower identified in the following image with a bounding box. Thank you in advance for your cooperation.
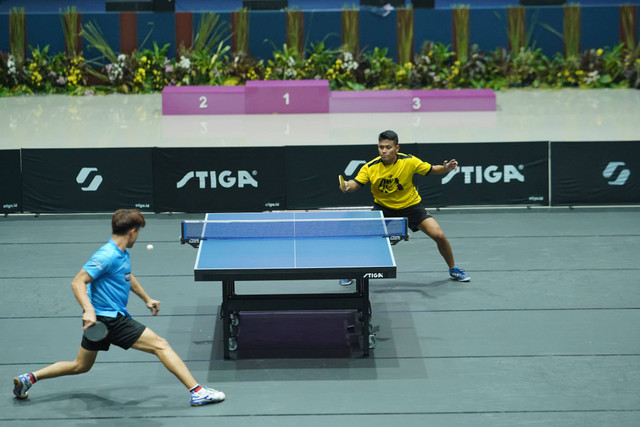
[596,49,603,56]
[141,56,148,63]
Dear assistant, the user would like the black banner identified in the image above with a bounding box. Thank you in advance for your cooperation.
[415,142,549,206]
[551,141,640,205]
[22,148,153,213]
[284,144,420,210]
[0,150,22,213]
[153,147,286,213]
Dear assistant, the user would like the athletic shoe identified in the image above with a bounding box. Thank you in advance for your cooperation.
[13,373,34,399]
[449,267,470,282]
[190,387,225,406]
[339,279,353,286]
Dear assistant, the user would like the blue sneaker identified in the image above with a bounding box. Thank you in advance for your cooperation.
[190,386,225,406]
[13,373,34,399]
[449,267,470,282]
[339,279,353,286]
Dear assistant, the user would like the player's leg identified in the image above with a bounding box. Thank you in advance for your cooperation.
[417,217,455,268]
[131,327,197,388]
[13,347,98,399]
[416,217,470,282]
[131,327,225,406]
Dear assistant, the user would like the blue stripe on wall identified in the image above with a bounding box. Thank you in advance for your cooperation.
[359,9,397,59]
[26,14,64,53]
[470,9,507,52]
[414,9,452,51]
[249,11,286,61]
[528,7,564,58]
[304,10,342,52]
[581,6,619,51]
[137,12,177,58]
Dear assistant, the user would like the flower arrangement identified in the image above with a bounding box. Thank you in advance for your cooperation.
[1,13,639,96]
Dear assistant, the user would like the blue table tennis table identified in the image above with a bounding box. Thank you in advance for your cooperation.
[182,210,407,359]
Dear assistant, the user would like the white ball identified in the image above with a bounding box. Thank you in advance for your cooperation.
[146,244,154,251]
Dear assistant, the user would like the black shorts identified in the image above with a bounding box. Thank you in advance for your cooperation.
[373,202,432,232]
[81,313,146,352]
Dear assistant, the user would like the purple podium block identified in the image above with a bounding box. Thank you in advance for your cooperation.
[329,89,496,113]
[162,86,245,115]
[245,80,330,114]
[414,89,496,112]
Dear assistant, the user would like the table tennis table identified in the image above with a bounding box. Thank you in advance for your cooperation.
[181,210,407,359]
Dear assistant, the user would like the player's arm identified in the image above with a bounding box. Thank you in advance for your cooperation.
[71,269,97,329]
[129,273,161,315]
[341,179,363,193]
[430,159,459,175]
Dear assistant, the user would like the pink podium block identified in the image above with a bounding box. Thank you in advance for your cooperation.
[330,90,412,113]
[162,86,245,115]
[245,80,330,114]
[329,89,496,113]
[414,89,496,112]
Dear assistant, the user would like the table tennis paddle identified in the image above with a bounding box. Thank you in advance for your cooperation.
[83,321,108,342]
[339,175,346,192]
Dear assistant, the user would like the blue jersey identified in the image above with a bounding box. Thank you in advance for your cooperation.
[82,238,132,318]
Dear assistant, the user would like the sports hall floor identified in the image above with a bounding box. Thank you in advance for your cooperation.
[1,89,640,426]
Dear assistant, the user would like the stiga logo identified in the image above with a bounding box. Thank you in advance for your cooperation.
[176,170,259,189]
[363,272,384,278]
[76,167,103,191]
[602,162,630,186]
[344,160,366,176]
[442,165,525,184]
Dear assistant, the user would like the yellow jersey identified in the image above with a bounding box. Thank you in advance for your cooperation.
[354,153,432,210]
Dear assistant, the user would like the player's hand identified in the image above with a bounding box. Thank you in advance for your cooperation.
[339,175,348,193]
[82,310,97,330]
[444,159,459,171]
[147,299,161,316]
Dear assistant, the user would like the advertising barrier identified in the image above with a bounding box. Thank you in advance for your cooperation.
[416,142,549,206]
[21,148,154,213]
[11,141,639,214]
[551,141,640,205]
[153,147,286,212]
[0,150,21,213]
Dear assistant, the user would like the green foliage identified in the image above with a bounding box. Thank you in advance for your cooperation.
[2,30,640,96]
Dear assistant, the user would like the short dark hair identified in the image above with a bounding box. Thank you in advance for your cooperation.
[112,209,146,235]
[378,130,399,145]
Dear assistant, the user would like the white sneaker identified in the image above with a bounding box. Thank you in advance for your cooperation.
[13,373,34,399]
[190,386,225,406]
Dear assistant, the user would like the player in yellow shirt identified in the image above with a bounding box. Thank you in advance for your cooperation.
[339,130,470,283]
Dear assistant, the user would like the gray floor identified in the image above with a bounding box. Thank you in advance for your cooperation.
[1,89,640,426]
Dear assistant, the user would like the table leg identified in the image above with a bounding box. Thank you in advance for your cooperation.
[360,278,371,357]
[222,280,232,360]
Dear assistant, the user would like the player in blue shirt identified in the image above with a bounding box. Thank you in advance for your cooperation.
[13,209,224,407]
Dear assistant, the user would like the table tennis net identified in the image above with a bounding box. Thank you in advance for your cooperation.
[182,217,408,240]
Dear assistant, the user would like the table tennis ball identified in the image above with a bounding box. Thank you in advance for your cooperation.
[146,244,154,251]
